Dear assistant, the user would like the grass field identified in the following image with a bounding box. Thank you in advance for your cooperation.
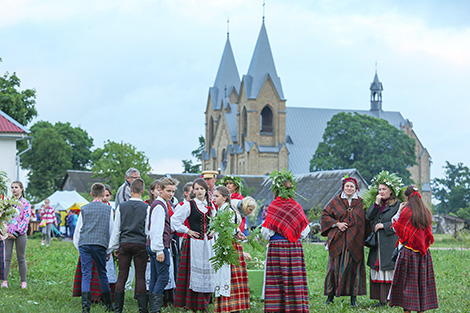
[0,235,469,312]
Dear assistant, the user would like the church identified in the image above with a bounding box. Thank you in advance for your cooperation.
[201,20,431,203]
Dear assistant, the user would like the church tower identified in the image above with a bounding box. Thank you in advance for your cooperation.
[370,71,383,111]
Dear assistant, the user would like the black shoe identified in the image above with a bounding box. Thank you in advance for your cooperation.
[136,293,149,313]
[372,302,387,307]
[149,293,164,313]
[325,295,334,304]
[350,296,357,307]
[114,291,125,313]
[102,291,115,312]
[81,291,92,313]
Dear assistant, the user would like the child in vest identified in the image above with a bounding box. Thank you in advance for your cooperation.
[74,183,114,312]
[146,177,179,313]
[109,178,150,313]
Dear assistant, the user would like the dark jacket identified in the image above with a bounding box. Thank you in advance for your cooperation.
[366,200,400,271]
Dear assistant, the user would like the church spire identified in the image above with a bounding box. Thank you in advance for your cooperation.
[245,21,284,100]
[370,70,383,111]
[210,34,240,110]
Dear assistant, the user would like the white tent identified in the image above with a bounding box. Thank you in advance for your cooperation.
[34,190,89,211]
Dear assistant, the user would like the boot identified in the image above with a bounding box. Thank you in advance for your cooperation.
[325,295,334,304]
[102,291,115,312]
[351,296,358,307]
[149,293,164,313]
[81,291,92,313]
[136,293,149,313]
[114,291,125,313]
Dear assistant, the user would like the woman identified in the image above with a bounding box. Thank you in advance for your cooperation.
[364,170,404,306]
[40,199,57,247]
[219,175,244,200]
[145,180,160,206]
[171,178,216,312]
[321,176,368,306]
[3,181,31,289]
[261,169,310,313]
[389,186,438,312]
[213,186,251,313]
[72,185,117,303]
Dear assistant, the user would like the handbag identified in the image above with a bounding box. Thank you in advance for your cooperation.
[364,231,377,248]
[39,219,47,228]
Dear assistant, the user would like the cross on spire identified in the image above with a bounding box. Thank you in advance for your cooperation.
[263,0,266,22]
[227,17,230,38]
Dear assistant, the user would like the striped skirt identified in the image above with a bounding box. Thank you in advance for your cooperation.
[389,248,438,311]
[215,242,251,313]
[174,239,212,311]
[264,240,309,313]
[72,258,115,301]
[324,246,367,297]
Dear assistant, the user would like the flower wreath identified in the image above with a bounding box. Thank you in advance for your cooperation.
[269,168,297,200]
[217,175,245,194]
[362,170,406,208]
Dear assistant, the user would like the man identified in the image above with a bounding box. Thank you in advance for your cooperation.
[115,168,141,209]
[201,170,218,202]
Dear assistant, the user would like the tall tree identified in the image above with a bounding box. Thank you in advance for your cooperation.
[21,121,94,200]
[433,161,470,216]
[310,112,417,184]
[0,58,37,126]
[182,135,205,173]
[91,141,152,194]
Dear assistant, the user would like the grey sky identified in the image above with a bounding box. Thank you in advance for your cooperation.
[1,0,469,181]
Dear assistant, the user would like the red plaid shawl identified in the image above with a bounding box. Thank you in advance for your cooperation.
[321,195,367,262]
[262,197,309,242]
[392,206,434,255]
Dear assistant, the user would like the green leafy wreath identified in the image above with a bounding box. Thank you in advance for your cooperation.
[269,168,297,199]
[217,175,245,194]
[362,170,406,208]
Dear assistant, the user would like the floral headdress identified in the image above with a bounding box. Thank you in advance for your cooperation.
[217,175,245,194]
[269,168,297,200]
[362,170,406,208]
[341,175,360,191]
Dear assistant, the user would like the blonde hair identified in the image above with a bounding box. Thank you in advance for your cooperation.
[241,196,257,212]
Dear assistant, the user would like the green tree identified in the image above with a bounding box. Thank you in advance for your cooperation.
[21,121,94,200]
[0,58,37,126]
[433,161,470,216]
[310,112,417,184]
[91,141,152,195]
[182,135,205,173]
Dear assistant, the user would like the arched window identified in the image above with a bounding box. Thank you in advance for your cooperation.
[209,116,214,148]
[260,105,273,133]
[241,107,247,145]
[221,149,227,171]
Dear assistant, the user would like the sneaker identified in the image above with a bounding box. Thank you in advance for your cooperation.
[21,282,27,289]
[46,244,49,247]
[1,281,8,288]
[41,240,45,246]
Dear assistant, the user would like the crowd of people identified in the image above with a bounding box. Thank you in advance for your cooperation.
[0,168,439,313]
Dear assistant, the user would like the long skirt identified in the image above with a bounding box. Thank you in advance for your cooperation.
[370,268,393,303]
[264,240,309,313]
[215,243,251,313]
[174,239,212,311]
[73,258,116,301]
[324,246,367,297]
[389,248,438,311]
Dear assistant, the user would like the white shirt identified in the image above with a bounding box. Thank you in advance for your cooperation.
[146,196,167,256]
[108,198,149,252]
[171,198,215,234]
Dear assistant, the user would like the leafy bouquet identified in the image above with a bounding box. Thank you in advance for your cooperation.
[209,207,240,272]
[0,195,20,235]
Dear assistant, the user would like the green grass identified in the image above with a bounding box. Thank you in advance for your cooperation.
[1,238,469,312]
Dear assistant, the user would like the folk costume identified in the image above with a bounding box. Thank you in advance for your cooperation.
[214,202,251,313]
[389,198,438,311]
[171,198,216,311]
[321,177,368,305]
[362,170,405,305]
[261,168,310,313]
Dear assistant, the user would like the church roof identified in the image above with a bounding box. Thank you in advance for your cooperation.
[286,107,407,174]
[209,36,240,111]
[244,22,284,100]
[370,72,383,91]
[0,109,30,134]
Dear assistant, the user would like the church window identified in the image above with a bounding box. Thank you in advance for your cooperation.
[221,149,227,171]
[209,116,214,147]
[241,107,247,146]
[260,105,273,133]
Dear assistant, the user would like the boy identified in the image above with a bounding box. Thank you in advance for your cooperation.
[109,178,149,313]
[147,178,179,313]
[74,183,114,312]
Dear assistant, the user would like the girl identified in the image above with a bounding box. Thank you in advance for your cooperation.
[171,178,216,312]
[389,186,438,312]
[213,186,251,313]
[40,199,57,247]
[3,181,31,289]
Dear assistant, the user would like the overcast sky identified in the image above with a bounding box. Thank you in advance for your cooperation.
[1,0,469,182]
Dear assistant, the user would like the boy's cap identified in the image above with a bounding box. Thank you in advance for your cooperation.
[201,170,218,179]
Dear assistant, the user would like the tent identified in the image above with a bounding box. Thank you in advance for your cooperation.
[34,190,89,212]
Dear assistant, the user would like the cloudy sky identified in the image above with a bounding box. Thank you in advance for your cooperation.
[1,0,469,181]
